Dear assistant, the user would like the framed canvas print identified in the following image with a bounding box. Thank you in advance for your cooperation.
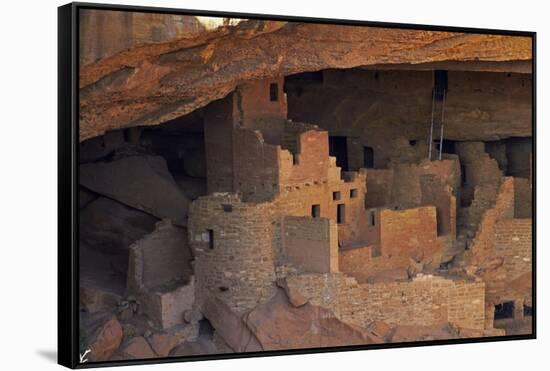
[58,2,536,368]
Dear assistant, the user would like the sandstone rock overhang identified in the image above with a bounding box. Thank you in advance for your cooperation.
[79,12,532,141]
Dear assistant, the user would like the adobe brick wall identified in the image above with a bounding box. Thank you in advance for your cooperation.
[282,216,338,273]
[285,273,486,330]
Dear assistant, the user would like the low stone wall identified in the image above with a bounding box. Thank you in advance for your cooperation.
[285,273,486,330]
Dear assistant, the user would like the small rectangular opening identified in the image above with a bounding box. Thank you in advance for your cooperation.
[222,204,233,212]
[337,204,346,224]
[370,211,376,226]
[363,146,374,168]
[350,189,358,198]
[333,191,341,201]
[207,229,214,250]
[269,83,278,101]
[524,305,532,317]
[494,301,515,320]
[311,204,320,218]
[292,154,299,165]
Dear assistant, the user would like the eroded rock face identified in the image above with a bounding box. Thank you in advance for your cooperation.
[80,155,190,225]
[79,12,532,141]
[245,289,375,350]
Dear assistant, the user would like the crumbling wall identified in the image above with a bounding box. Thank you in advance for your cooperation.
[282,216,338,273]
[467,177,515,265]
[285,273,486,330]
[126,220,195,329]
[188,193,277,313]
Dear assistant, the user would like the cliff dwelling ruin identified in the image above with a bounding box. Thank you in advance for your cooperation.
[77,10,533,362]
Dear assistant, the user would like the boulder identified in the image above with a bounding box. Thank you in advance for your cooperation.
[366,321,393,342]
[80,285,122,314]
[80,155,189,225]
[79,187,97,209]
[390,323,458,343]
[276,278,308,307]
[80,197,157,256]
[245,289,374,350]
[202,297,263,352]
[119,337,156,359]
[169,337,218,357]
[147,333,179,357]
[81,313,123,362]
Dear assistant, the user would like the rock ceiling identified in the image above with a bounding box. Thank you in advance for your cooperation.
[79,11,532,141]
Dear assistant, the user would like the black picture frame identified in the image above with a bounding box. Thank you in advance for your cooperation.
[58,2,537,369]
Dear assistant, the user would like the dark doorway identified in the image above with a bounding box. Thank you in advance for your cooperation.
[435,139,456,155]
[311,204,320,218]
[363,146,374,168]
[494,301,515,320]
[337,204,346,224]
[524,305,532,317]
[329,136,349,171]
